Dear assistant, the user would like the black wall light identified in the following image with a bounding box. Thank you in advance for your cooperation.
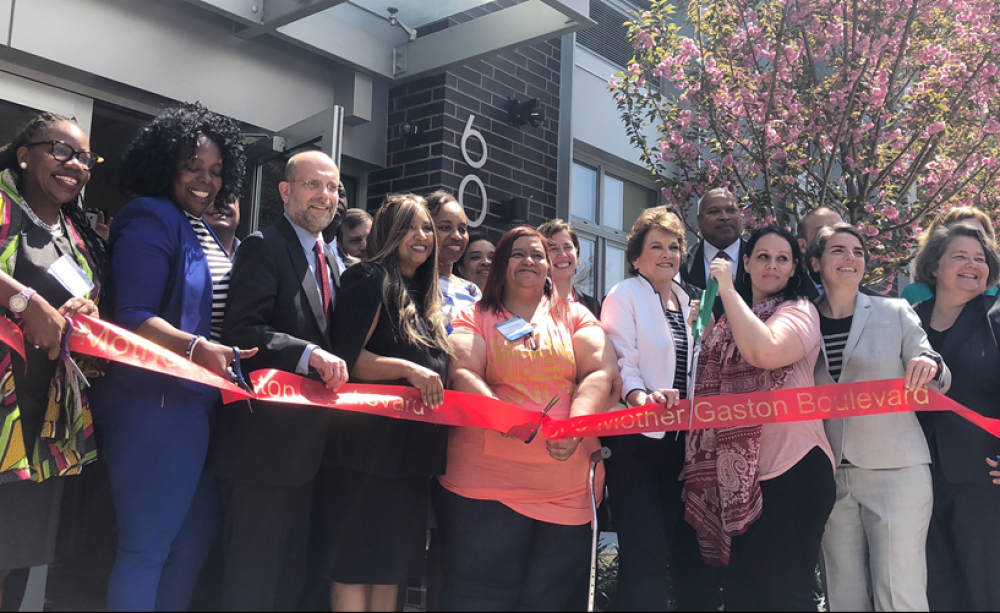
[500,196,530,225]
[398,122,422,146]
[507,97,544,128]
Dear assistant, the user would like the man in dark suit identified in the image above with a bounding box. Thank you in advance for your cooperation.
[681,188,748,317]
[797,206,877,298]
[796,206,845,300]
[211,150,349,611]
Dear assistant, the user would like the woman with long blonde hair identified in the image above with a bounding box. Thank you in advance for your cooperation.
[326,193,452,612]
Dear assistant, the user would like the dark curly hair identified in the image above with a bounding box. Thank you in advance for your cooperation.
[0,112,113,309]
[120,102,246,207]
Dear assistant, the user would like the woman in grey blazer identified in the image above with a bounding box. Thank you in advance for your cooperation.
[806,223,950,612]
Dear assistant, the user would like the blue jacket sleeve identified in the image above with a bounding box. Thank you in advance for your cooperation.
[108,199,175,331]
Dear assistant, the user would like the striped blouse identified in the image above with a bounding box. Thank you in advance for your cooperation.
[819,313,853,383]
[186,213,232,341]
[664,308,689,399]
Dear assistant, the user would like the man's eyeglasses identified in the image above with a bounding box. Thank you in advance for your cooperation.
[294,180,340,194]
[25,141,103,170]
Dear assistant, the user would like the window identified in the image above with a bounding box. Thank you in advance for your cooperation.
[577,0,654,69]
[570,158,658,298]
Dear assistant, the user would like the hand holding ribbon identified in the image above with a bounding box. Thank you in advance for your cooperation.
[67,314,254,400]
[228,369,545,441]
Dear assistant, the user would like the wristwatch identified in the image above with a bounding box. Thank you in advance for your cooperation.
[919,351,945,382]
[9,287,37,313]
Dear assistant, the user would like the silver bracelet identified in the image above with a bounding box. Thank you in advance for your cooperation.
[186,335,205,361]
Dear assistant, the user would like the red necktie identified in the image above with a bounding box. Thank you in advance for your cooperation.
[714,251,731,261]
[314,240,331,325]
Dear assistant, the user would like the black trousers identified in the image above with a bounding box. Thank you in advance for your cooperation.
[602,433,686,611]
[218,477,316,612]
[927,464,1000,611]
[432,481,590,612]
[722,447,835,612]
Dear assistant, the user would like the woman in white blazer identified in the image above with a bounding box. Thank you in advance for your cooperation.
[601,206,700,611]
[807,223,950,612]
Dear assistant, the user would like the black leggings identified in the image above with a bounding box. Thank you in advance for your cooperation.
[722,447,836,612]
[602,433,686,611]
[432,481,590,612]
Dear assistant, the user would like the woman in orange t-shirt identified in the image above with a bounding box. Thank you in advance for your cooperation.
[434,225,619,611]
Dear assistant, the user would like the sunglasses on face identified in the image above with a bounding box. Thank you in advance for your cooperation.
[25,141,103,170]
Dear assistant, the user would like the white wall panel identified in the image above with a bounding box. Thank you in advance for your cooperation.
[10,0,339,131]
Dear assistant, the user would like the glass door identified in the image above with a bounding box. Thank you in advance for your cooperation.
[242,105,345,234]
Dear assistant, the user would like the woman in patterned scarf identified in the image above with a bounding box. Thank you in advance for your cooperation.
[681,226,836,611]
[0,112,110,608]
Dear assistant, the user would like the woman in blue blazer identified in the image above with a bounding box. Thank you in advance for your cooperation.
[92,103,255,612]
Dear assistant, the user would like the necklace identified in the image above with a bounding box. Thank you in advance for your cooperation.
[16,196,61,234]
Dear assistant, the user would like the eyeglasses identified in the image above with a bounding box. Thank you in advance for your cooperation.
[294,180,340,194]
[25,141,103,169]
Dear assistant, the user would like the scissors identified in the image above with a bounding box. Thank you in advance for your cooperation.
[228,346,255,411]
[525,395,559,444]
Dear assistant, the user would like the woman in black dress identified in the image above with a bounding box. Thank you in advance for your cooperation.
[0,113,110,607]
[328,193,452,612]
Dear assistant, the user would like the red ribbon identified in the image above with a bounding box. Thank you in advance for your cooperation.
[5,315,993,443]
[219,371,1000,444]
[0,315,24,360]
[541,379,1000,440]
[68,315,253,399]
[222,369,544,441]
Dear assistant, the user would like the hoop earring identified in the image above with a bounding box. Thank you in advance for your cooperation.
[742,271,751,287]
[19,162,27,170]
[788,275,802,290]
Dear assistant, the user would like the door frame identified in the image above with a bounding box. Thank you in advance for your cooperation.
[244,105,344,233]
[0,70,94,135]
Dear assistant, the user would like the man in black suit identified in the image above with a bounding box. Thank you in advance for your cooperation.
[796,206,845,300]
[797,206,877,298]
[212,150,349,611]
[681,188,748,317]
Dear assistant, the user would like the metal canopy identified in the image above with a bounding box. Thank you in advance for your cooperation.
[183,0,594,81]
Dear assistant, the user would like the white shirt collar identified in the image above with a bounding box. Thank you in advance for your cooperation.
[326,236,348,274]
[703,239,741,279]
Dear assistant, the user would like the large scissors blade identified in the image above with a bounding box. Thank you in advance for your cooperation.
[228,346,254,411]
[524,395,559,444]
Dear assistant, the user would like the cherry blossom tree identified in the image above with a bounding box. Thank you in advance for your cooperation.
[612,0,1000,282]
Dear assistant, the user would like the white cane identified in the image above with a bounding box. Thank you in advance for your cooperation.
[588,446,612,613]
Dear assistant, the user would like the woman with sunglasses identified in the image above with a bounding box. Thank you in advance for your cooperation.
[0,113,111,608]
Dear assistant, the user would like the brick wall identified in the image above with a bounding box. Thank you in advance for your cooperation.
[367,9,562,242]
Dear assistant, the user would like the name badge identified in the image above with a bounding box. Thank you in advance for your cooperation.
[494,316,535,342]
[48,254,94,298]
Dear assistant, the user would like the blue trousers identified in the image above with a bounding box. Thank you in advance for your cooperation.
[93,386,219,612]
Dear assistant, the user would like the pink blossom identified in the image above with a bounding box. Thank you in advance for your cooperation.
[634,29,655,50]
[614,0,1000,283]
